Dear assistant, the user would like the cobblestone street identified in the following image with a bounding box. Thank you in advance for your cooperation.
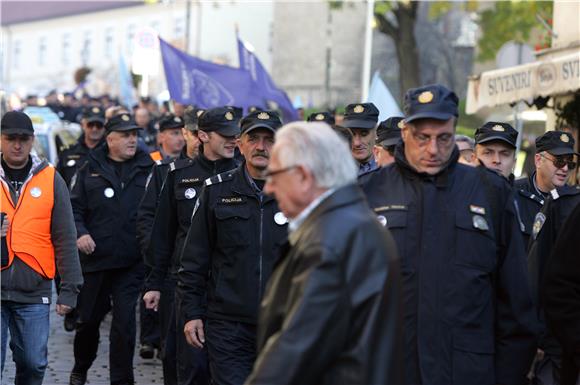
[2,301,164,385]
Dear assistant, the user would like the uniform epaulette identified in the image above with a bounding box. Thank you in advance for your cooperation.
[552,184,580,199]
[517,189,545,205]
[204,170,235,186]
[169,158,193,172]
[155,160,163,166]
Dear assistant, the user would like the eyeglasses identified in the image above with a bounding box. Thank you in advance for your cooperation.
[540,154,577,170]
[264,165,298,181]
[411,131,454,147]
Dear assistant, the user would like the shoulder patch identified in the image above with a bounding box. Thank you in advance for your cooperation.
[169,158,193,172]
[532,212,546,240]
[204,171,235,186]
[517,189,545,205]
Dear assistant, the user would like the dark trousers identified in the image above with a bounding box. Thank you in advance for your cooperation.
[73,264,144,384]
[159,278,209,385]
[205,319,256,385]
[140,267,160,348]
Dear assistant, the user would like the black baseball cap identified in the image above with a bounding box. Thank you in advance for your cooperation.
[240,110,282,134]
[1,111,34,135]
[158,114,184,131]
[342,103,379,129]
[404,84,459,123]
[105,113,141,133]
[82,106,105,124]
[198,107,241,137]
[376,116,404,146]
[536,131,578,156]
[475,122,518,148]
[307,111,335,125]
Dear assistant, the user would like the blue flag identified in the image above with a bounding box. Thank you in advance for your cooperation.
[159,38,263,110]
[118,53,136,109]
[237,35,299,122]
[366,71,402,122]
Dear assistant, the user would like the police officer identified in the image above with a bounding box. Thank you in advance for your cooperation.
[527,135,579,385]
[515,131,577,249]
[474,121,518,180]
[359,84,537,385]
[306,111,335,125]
[138,114,185,359]
[57,106,106,188]
[341,102,379,174]
[178,110,288,385]
[373,116,403,167]
[69,113,153,385]
[142,107,239,385]
[136,108,201,368]
[149,114,185,162]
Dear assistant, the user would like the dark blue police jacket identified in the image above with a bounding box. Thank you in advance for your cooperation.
[359,144,538,385]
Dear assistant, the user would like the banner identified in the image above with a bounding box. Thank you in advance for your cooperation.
[237,35,299,122]
[159,38,262,110]
[118,53,137,109]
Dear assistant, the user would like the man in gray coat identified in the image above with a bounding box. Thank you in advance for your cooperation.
[245,122,403,385]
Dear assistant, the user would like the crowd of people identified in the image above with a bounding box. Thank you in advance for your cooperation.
[1,83,579,385]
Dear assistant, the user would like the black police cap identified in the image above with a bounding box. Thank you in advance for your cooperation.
[1,111,34,135]
[474,122,518,148]
[342,103,379,129]
[536,131,578,156]
[198,107,241,137]
[247,106,264,114]
[376,116,404,145]
[82,106,105,124]
[307,111,335,125]
[404,84,458,123]
[183,106,205,131]
[105,113,140,133]
[241,110,282,134]
[158,114,184,131]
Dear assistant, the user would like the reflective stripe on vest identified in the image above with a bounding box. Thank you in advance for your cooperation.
[150,151,163,162]
[0,166,56,279]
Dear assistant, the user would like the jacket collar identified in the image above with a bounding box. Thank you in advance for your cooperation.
[196,152,237,174]
[394,142,459,188]
[288,184,364,245]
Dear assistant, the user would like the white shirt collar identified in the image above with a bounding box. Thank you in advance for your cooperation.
[288,188,336,234]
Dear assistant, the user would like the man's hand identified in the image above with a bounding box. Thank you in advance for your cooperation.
[184,319,205,349]
[56,304,72,316]
[77,234,96,254]
[1,215,10,237]
[143,291,161,312]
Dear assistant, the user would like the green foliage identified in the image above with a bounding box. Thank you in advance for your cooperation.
[457,99,483,137]
[477,1,553,62]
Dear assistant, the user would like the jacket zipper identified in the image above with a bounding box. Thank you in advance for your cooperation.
[258,206,264,303]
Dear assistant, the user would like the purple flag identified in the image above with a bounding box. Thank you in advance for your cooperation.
[237,35,299,122]
[159,38,263,110]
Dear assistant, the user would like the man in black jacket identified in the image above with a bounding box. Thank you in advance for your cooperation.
[57,107,106,188]
[359,84,537,385]
[69,113,153,385]
[143,107,239,385]
[178,110,288,385]
[244,121,402,385]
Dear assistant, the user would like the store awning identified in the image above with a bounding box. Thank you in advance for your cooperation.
[466,52,580,114]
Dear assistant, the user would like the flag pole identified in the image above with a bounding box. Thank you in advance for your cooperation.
[361,0,375,102]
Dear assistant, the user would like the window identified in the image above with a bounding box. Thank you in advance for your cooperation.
[13,40,21,69]
[81,31,92,65]
[62,33,71,66]
[38,37,47,66]
[104,27,114,57]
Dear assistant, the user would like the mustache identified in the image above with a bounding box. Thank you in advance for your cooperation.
[252,151,269,158]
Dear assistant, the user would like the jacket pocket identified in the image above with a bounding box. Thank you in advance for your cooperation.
[452,330,495,385]
[454,211,496,272]
[214,205,251,248]
[375,209,408,270]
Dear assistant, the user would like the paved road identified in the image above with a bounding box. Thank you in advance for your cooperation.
[2,301,164,385]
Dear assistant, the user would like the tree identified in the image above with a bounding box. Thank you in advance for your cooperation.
[374,1,420,101]
[476,1,553,62]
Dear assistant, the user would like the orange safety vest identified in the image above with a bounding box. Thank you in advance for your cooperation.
[0,166,56,279]
[150,151,163,162]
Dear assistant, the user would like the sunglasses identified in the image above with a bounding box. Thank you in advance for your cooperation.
[540,154,577,170]
[87,122,104,129]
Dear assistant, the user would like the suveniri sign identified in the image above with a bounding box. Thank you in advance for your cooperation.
[466,52,580,114]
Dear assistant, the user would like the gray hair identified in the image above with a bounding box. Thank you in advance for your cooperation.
[275,122,358,189]
[455,134,474,149]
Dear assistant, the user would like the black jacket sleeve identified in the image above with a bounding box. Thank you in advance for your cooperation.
[69,165,90,238]
[137,164,164,261]
[177,185,213,322]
